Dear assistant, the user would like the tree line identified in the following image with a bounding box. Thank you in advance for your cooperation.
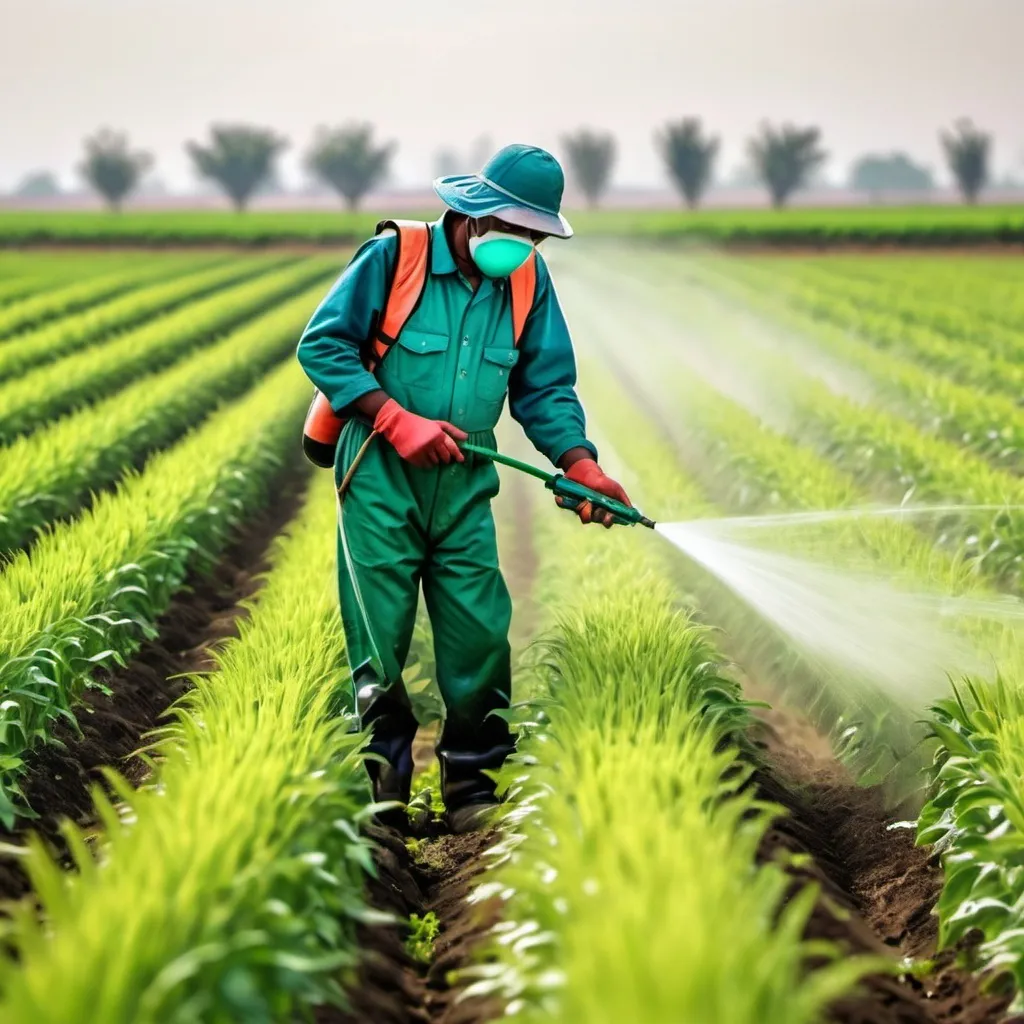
[28,118,1000,212]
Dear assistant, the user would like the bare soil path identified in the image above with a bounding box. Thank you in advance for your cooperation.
[316,820,502,1024]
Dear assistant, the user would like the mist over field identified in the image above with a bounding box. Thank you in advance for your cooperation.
[2,0,1023,196]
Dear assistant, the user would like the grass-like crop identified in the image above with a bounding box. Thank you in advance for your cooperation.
[1,204,1023,246]
[0,474,378,1023]
[0,282,330,555]
[684,258,1024,471]
[570,245,1024,1001]
[0,359,312,824]
[0,256,201,340]
[915,677,1024,1007]
[465,363,873,1022]
[0,256,335,444]
[0,255,266,382]
[714,257,1024,397]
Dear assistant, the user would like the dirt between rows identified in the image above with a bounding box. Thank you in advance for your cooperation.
[317,819,503,1024]
[0,468,309,905]
[751,698,1018,1024]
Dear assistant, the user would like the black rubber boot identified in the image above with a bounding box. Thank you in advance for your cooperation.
[358,682,419,817]
[438,715,515,833]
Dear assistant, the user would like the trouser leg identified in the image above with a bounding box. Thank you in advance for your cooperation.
[423,481,514,811]
[335,429,425,800]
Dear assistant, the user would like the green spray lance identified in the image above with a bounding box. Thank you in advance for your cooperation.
[335,432,655,528]
[461,443,657,529]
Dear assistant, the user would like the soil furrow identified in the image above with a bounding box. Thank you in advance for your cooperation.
[750,695,1016,1024]
[317,815,502,1024]
[0,464,311,904]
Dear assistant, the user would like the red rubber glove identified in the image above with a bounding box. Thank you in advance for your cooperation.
[558,458,632,529]
[374,398,468,468]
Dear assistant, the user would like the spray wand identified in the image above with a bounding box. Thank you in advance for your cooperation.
[461,443,656,529]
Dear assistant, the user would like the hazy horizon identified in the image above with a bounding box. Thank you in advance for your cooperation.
[2,0,1022,194]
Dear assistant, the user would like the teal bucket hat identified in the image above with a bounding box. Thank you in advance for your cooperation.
[433,143,573,239]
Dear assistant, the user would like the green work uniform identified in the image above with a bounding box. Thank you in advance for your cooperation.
[296,214,595,802]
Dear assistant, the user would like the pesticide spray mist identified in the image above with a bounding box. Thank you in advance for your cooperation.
[655,505,1024,707]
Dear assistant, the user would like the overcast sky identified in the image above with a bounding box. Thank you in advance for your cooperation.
[2,0,1021,192]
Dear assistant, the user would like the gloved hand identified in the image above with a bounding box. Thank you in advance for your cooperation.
[557,458,632,529]
[374,398,468,468]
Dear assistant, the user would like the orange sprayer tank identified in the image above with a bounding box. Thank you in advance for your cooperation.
[302,390,343,469]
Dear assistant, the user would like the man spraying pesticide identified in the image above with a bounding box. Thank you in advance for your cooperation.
[296,144,648,833]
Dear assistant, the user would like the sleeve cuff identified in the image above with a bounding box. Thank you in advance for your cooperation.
[549,437,598,467]
[326,374,384,416]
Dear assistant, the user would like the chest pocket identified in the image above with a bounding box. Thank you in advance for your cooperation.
[477,347,520,401]
[390,329,449,390]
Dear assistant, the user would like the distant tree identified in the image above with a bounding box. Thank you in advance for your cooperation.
[305,123,395,210]
[849,153,934,200]
[78,129,151,211]
[186,125,288,212]
[657,118,720,208]
[747,122,827,208]
[562,129,616,207]
[941,119,991,204]
[13,171,61,199]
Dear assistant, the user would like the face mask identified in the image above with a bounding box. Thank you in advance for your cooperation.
[468,229,535,278]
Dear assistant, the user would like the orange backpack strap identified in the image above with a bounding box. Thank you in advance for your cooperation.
[368,219,431,371]
[509,251,538,346]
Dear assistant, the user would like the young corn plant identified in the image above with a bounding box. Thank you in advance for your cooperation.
[0,360,312,824]
[0,257,335,444]
[0,474,380,1023]
[0,259,195,340]
[578,248,1024,1002]
[0,282,330,555]
[463,362,875,1022]
[0,255,273,383]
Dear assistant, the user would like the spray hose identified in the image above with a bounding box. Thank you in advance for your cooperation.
[336,434,655,528]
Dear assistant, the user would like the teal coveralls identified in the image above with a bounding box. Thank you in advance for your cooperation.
[296,214,595,804]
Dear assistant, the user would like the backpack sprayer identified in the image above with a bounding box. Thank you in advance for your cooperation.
[461,443,657,529]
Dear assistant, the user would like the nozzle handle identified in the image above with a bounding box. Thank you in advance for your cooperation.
[548,476,654,528]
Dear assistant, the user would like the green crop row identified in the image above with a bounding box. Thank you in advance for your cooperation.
[736,256,1024,340]
[715,257,1024,391]
[0,277,59,308]
[0,360,311,824]
[568,248,1024,999]
[2,205,1024,247]
[915,680,1024,1004]
[0,283,328,556]
[683,258,1024,473]
[762,256,1024,327]
[0,254,161,308]
[468,361,872,1022]
[0,474,378,1023]
[0,257,199,340]
[559,272,973,782]
[0,257,335,445]
[0,256,271,383]
[564,249,1024,591]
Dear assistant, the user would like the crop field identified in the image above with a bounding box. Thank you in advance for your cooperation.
[2,204,1024,247]
[0,242,1023,1024]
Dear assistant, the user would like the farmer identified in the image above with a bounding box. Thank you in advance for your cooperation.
[296,143,630,833]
